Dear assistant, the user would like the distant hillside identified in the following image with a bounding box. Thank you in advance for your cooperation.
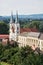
[0,14,43,21]
[0,16,5,21]
[7,14,43,19]
[28,14,43,19]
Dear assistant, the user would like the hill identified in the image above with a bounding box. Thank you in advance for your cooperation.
[0,14,43,22]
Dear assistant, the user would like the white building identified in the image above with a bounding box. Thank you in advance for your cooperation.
[9,12,43,51]
[9,12,20,41]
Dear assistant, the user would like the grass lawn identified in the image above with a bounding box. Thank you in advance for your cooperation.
[0,62,11,65]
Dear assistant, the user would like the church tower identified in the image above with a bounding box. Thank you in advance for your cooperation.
[15,11,20,37]
[9,11,20,41]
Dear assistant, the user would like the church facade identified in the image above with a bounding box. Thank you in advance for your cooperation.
[9,12,20,41]
[9,12,43,51]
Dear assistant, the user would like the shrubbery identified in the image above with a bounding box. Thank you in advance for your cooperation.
[0,43,43,65]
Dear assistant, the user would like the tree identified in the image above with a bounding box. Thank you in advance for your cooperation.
[0,21,9,34]
[0,43,43,65]
[39,22,43,32]
[28,21,40,29]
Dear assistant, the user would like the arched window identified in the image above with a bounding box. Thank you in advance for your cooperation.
[11,26,15,33]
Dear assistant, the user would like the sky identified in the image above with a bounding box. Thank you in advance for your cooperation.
[0,0,43,16]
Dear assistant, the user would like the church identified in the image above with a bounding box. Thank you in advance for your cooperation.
[9,12,20,42]
[9,12,43,51]
[0,12,43,51]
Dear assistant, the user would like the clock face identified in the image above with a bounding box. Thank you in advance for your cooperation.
[11,26,15,33]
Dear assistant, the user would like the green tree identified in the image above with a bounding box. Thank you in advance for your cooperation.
[39,22,43,32]
[0,21,9,34]
[0,43,43,65]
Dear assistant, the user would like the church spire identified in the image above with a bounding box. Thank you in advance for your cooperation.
[15,11,18,23]
[10,12,14,23]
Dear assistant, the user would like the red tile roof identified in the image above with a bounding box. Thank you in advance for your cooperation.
[0,34,9,39]
[20,28,38,33]
[20,28,31,33]
[30,28,38,32]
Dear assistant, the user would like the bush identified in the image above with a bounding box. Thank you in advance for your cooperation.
[0,43,43,65]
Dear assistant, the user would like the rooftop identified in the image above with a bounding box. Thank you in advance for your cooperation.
[0,34,9,39]
[20,28,38,33]
[20,32,40,38]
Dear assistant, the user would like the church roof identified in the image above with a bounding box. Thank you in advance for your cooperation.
[20,30,43,40]
[20,28,38,33]
[20,32,40,38]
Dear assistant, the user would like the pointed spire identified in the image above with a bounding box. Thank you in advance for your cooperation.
[15,11,18,23]
[10,11,14,23]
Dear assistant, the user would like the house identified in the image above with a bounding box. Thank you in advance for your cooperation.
[0,34,9,45]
